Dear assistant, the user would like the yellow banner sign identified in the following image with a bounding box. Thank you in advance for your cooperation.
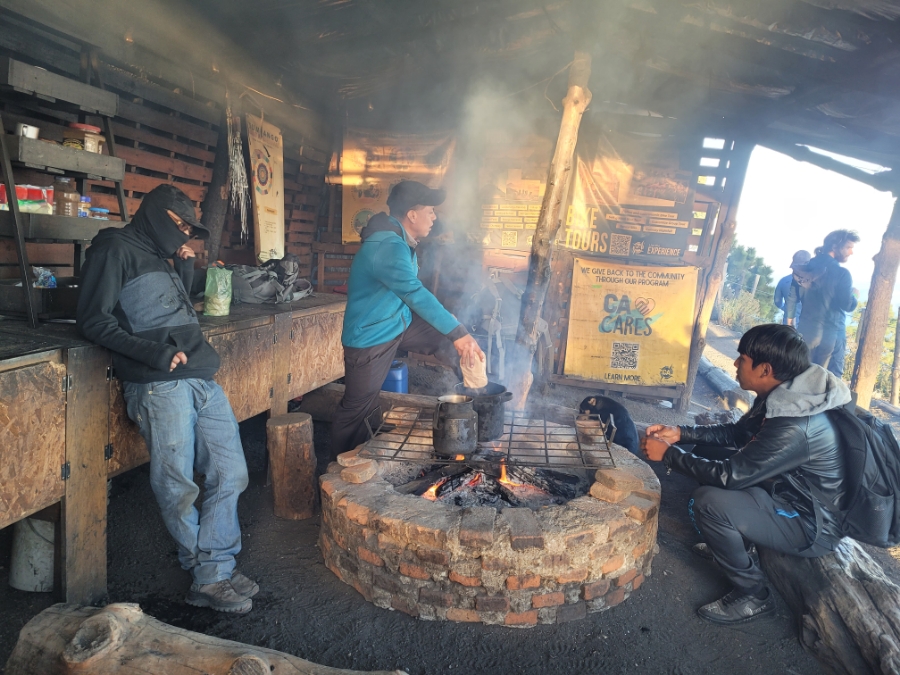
[340,128,455,243]
[564,259,698,386]
[246,114,284,262]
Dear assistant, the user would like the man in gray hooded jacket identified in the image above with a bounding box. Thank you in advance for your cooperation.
[642,324,850,625]
[78,185,258,614]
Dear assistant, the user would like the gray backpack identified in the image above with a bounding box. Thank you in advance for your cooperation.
[228,256,312,304]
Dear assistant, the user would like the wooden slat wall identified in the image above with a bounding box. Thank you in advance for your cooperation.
[0,13,334,280]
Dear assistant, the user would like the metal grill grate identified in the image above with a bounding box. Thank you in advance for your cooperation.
[359,407,616,470]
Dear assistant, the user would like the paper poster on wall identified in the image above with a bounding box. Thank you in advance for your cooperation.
[246,114,284,262]
[564,258,698,386]
[340,128,455,243]
[558,130,696,261]
[477,134,552,252]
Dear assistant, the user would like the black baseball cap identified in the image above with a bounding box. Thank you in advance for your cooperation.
[152,183,210,240]
[386,180,446,217]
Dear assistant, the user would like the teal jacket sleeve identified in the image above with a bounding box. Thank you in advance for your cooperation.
[371,238,462,336]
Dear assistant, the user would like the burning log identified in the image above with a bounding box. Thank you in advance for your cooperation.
[4,603,407,675]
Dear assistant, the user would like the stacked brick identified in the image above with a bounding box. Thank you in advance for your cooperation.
[319,443,660,627]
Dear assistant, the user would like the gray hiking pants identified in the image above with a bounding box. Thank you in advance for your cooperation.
[330,314,460,458]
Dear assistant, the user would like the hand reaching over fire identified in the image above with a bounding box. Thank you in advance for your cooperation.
[641,423,681,462]
[454,334,485,370]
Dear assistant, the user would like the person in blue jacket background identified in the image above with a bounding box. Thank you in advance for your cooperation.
[331,180,485,458]
[773,250,810,325]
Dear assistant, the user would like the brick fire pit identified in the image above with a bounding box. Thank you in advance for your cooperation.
[319,411,660,627]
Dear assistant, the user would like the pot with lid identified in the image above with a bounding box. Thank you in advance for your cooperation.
[453,382,513,441]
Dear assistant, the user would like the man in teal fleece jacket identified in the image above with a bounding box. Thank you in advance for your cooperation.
[332,181,485,457]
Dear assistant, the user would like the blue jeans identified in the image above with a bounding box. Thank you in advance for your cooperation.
[124,378,248,585]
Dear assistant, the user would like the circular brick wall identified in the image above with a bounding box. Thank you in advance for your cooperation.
[319,442,659,626]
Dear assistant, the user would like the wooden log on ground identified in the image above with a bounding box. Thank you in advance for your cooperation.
[509,50,592,411]
[267,413,317,520]
[759,539,900,675]
[852,202,900,410]
[4,603,406,675]
[698,356,754,412]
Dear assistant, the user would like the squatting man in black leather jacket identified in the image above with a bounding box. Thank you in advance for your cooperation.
[641,324,851,625]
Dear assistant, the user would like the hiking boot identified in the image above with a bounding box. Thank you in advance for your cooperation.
[697,587,775,625]
[231,570,259,598]
[186,579,252,614]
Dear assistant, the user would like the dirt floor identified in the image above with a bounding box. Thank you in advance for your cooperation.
[4,328,897,674]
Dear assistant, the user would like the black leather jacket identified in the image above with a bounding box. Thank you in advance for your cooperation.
[666,395,846,546]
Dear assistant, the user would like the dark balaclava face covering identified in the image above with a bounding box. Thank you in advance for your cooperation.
[129,185,191,258]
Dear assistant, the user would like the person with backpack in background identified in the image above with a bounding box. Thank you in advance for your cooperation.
[77,185,258,615]
[773,250,810,325]
[331,181,485,458]
[785,229,859,374]
[641,324,850,625]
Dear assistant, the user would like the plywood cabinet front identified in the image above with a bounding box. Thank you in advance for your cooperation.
[209,325,275,421]
[0,358,67,529]
[289,310,344,399]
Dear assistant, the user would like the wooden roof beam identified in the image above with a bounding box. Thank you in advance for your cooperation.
[759,136,897,192]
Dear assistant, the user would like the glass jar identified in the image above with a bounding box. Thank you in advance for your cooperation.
[52,178,81,218]
[89,207,110,220]
[78,196,91,218]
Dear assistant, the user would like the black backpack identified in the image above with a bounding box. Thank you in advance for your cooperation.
[808,405,900,548]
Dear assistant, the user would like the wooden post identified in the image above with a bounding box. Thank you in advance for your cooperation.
[266,413,317,519]
[60,345,110,605]
[852,200,900,409]
[509,50,592,409]
[891,307,900,406]
[200,105,231,264]
[677,141,754,413]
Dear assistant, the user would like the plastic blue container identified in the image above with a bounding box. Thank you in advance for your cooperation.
[381,360,409,393]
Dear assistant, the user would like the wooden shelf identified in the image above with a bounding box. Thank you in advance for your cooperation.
[4,135,125,181]
[0,211,123,242]
[0,57,117,116]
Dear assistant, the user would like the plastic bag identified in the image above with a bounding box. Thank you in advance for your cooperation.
[203,265,232,316]
[32,266,56,288]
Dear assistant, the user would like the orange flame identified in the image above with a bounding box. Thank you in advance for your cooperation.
[455,454,466,461]
[422,476,448,501]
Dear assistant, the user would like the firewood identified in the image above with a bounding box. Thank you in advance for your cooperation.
[4,603,407,675]
[759,539,900,675]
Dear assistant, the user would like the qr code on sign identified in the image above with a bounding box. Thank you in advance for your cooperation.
[610,233,632,256]
[611,342,639,370]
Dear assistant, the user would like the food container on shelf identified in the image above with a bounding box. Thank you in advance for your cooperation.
[63,123,104,153]
[15,123,40,139]
[89,207,110,220]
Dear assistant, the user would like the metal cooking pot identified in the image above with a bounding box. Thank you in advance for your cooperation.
[453,382,513,441]
[433,394,478,459]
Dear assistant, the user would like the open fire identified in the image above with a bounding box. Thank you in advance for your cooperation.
[320,406,660,626]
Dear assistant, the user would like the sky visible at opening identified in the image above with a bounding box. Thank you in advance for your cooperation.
[735,145,897,305]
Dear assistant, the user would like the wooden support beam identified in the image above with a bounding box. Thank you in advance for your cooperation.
[851,201,900,409]
[677,141,754,413]
[60,345,109,606]
[200,106,230,264]
[510,50,591,410]
[760,138,896,192]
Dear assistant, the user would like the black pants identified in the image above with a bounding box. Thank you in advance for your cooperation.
[330,314,460,458]
[691,485,835,591]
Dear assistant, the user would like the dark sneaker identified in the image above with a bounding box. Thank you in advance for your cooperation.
[231,570,259,598]
[697,587,775,625]
[186,579,252,614]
